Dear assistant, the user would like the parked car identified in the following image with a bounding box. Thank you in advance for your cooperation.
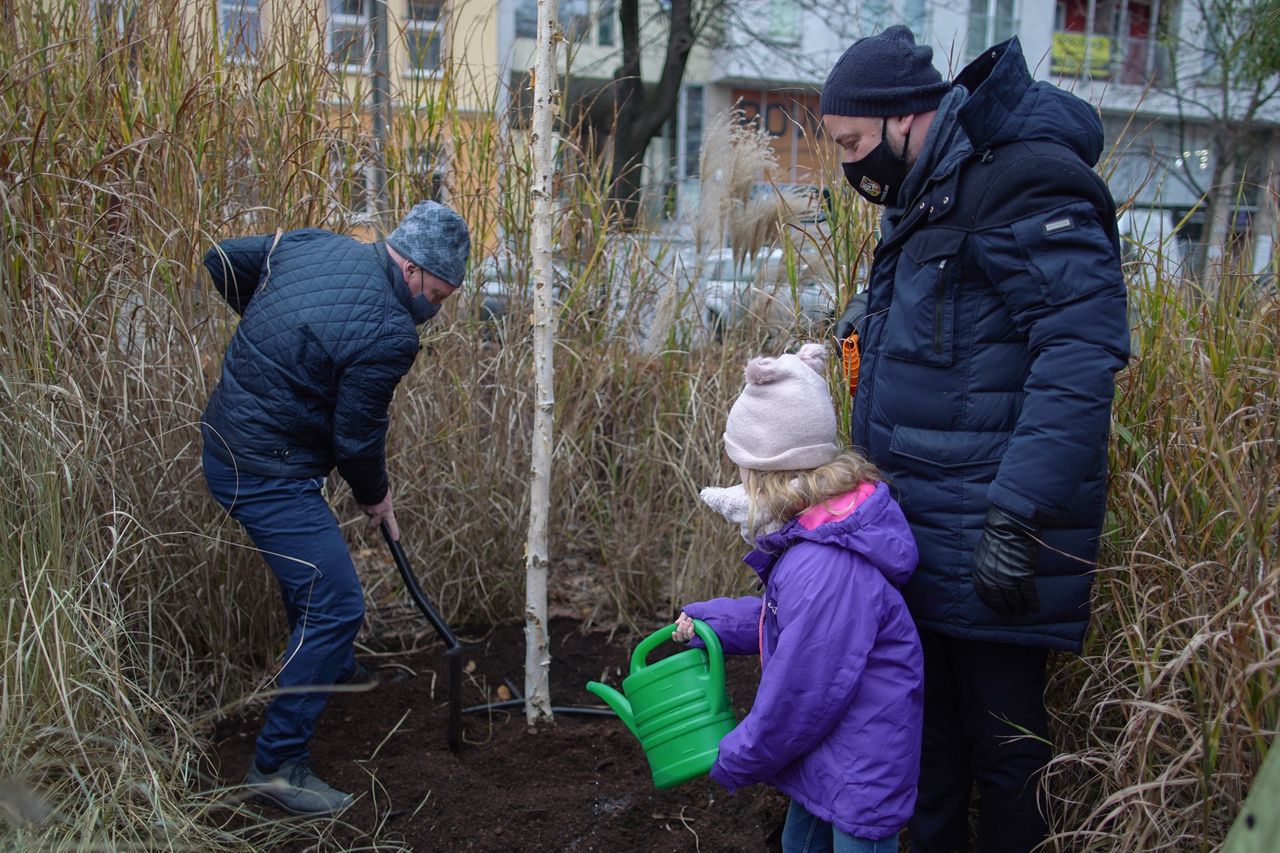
[471,253,571,325]
[694,247,837,339]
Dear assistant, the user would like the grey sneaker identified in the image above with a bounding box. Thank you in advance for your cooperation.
[244,758,355,815]
[336,661,377,687]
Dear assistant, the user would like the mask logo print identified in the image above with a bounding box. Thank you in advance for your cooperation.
[841,116,912,207]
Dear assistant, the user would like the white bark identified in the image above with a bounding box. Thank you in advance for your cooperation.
[525,0,559,726]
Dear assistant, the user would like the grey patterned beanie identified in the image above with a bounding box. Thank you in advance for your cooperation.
[820,25,950,118]
[387,200,471,287]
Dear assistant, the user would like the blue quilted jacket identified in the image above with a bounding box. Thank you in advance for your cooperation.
[851,38,1130,651]
[200,229,421,505]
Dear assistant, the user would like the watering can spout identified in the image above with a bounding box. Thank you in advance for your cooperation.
[586,681,637,737]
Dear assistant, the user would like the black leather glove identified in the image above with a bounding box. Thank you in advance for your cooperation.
[834,291,868,342]
[973,505,1042,619]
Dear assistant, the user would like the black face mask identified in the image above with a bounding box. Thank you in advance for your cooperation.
[392,253,443,325]
[842,117,910,207]
[411,293,441,324]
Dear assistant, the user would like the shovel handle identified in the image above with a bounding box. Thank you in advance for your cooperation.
[380,522,460,651]
[381,521,464,753]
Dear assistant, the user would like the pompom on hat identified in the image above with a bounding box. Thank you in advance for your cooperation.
[723,343,838,471]
[820,25,950,118]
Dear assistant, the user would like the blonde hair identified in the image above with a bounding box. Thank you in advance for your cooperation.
[743,450,882,531]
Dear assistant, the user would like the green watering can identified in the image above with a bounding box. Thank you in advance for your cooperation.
[586,619,736,789]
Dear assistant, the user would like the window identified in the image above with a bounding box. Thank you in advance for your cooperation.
[562,0,590,42]
[406,0,443,74]
[767,0,799,43]
[518,0,612,43]
[859,0,892,36]
[515,0,537,37]
[904,0,930,37]
[1050,0,1171,83]
[1051,0,1107,75]
[219,0,260,59]
[409,0,442,19]
[597,0,615,46]
[1126,1,1173,85]
[967,0,1017,59]
[681,86,704,179]
[329,0,369,71]
[1198,1,1224,82]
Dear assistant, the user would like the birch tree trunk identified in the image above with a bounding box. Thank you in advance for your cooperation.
[367,0,390,234]
[525,0,559,725]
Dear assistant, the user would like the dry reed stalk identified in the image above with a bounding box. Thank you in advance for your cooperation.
[1042,254,1280,851]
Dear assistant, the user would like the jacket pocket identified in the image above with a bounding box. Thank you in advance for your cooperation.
[889,426,1011,469]
[1010,201,1120,306]
[883,228,965,366]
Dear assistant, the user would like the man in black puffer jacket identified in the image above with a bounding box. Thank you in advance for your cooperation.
[200,201,470,815]
[821,28,1130,852]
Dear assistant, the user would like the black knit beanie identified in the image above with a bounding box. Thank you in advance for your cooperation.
[820,25,950,117]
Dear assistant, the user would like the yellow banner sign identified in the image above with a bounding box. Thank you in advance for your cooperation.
[1051,32,1112,77]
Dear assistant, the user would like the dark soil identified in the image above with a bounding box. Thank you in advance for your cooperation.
[212,617,788,852]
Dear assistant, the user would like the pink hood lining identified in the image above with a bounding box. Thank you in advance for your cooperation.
[796,481,877,531]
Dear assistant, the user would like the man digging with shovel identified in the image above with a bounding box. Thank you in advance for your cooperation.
[199,201,471,815]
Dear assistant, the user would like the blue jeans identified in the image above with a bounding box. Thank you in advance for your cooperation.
[782,801,900,853]
[202,446,365,770]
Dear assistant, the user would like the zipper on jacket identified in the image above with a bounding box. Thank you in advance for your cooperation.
[933,259,947,354]
[856,203,931,447]
[856,288,884,448]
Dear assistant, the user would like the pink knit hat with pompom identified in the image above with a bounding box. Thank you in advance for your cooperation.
[723,343,837,471]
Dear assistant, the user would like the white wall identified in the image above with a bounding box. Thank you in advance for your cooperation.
[710,0,856,85]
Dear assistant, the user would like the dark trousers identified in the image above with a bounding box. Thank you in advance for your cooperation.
[203,446,365,770]
[908,629,1051,853]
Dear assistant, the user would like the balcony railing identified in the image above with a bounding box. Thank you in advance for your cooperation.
[1051,31,1173,86]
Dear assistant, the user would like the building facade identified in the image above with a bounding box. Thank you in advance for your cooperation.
[203,0,1277,271]
[686,0,1279,273]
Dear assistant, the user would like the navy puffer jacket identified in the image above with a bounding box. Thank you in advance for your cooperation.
[201,229,421,506]
[852,38,1130,651]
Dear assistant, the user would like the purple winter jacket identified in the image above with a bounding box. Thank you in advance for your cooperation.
[683,481,923,840]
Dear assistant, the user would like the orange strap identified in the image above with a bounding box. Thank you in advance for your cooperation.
[842,332,861,400]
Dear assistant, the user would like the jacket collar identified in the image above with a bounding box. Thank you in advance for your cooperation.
[740,482,916,588]
[955,36,1034,152]
[885,85,971,230]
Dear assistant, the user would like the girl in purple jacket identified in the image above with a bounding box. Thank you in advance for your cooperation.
[675,343,923,853]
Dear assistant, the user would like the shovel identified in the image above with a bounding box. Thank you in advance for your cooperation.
[380,521,463,753]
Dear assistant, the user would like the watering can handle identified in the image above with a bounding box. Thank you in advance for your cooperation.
[630,619,727,712]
